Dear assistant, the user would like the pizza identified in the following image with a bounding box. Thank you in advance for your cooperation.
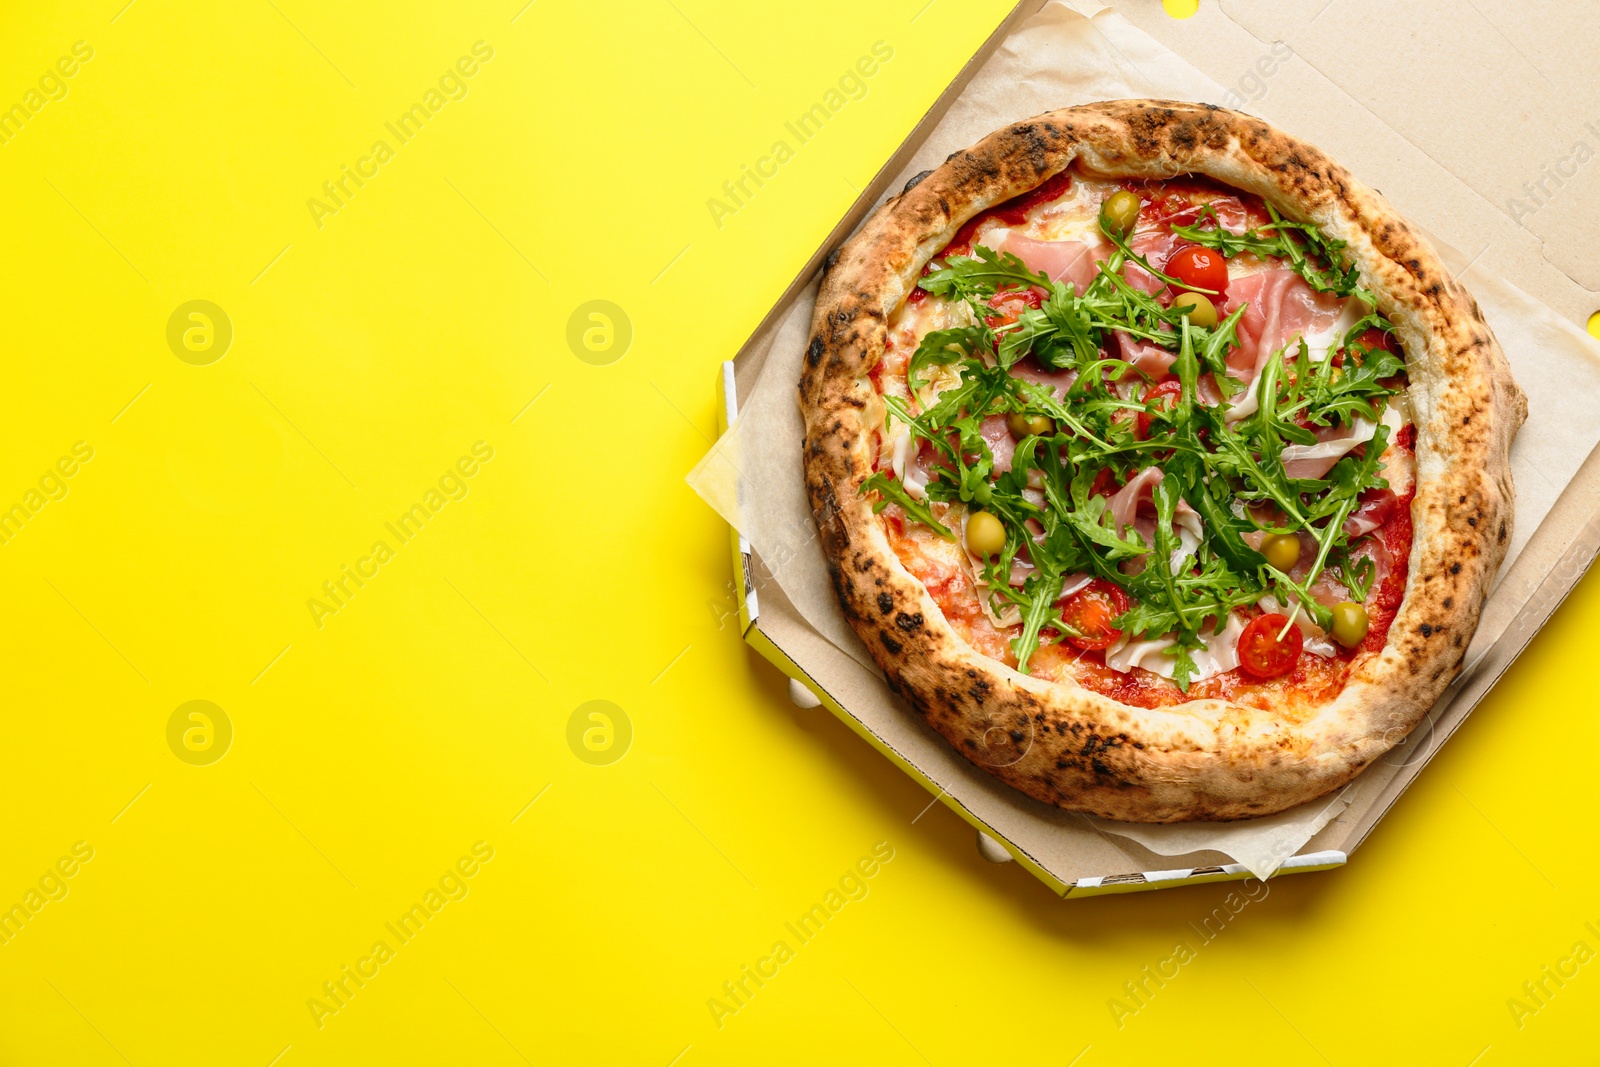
[799,101,1524,822]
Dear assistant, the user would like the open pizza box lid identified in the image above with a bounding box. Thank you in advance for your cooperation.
[699,0,1600,896]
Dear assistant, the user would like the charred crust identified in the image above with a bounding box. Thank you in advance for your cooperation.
[807,336,825,367]
[877,592,894,615]
[904,169,933,192]
[894,611,924,633]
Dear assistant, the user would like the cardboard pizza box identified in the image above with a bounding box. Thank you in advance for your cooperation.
[708,0,1600,896]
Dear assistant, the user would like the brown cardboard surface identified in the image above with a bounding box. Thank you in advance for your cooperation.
[708,0,1600,893]
[1122,0,1600,322]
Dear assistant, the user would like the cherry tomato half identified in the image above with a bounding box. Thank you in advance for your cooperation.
[1135,379,1184,439]
[1356,326,1399,354]
[1165,244,1228,298]
[1237,613,1303,680]
[1058,578,1130,651]
[984,286,1043,327]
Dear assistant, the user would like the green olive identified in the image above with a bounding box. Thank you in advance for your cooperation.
[966,511,1006,558]
[1006,412,1054,438]
[1171,291,1219,328]
[1262,533,1301,571]
[1331,601,1370,648]
[1101,190,1141,237]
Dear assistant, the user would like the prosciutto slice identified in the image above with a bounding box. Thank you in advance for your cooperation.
[1007,356,1078,400]
[1279,417,1380,480]
[1145,196,1251,235]
[1107,467,1203,573]
[1222,270,1347,419]
[985,229,1107,294]
[977,414,1017,474]
[1112,330,1177,376]
[1123,228,1179,297]
[1279,403,1407,481]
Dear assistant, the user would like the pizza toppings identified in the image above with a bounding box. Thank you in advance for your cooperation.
[1171,291,1218,328]
[1260,532,1302,572]
[1236,613,1304,680]
[1165,244,1228,298]
[1329,600,1370,648]
[1099,189,1141,237]
[964,510,1006,558]
[865,169,1415,696]
[1056,578,1129,650]
[1007,412,1054,438]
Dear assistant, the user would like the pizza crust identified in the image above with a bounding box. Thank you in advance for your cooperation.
[799,100,1525,822]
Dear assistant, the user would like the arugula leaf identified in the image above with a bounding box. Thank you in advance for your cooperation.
[1171,203,1372,303]
[908,325,992,389]
[1011,570,1067,676]
[860,471,953,540]
[1330,546,1377,602]
[1063,494,1148,559]
[920,245,1051,302]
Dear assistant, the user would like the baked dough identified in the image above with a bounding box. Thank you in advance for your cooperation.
[799,100,1524,822]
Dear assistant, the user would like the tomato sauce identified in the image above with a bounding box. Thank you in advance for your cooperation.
[944,171,1075,257]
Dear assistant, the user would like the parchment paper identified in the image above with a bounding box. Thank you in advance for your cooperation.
[688,0,1600,880]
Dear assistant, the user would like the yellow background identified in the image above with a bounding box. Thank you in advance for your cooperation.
[1,0,1597,1063]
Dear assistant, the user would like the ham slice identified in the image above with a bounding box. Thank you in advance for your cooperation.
[1279,417,1379,480]
[1222,270,1347,419]
[977,414,1016,474]
[1124,228,1183,296]
[1109,467,1165,534]
[1107,467,1203,573]
[1113,330,1178,377]
[985,230,1107,294]
[1249,524,1392,612]
[1007,356,1078,400]
[1305,536,1392,610]
[888,425,929,500]
[1279,403,1406,481]
[1345,489,1398,538]
[1119,199,1247,297]
[1146,196,1250,234]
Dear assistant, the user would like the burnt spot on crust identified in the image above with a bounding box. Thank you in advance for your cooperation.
[894,611,924,633]
[879,630,903,655]
[1419,623,1434,637]
[807,336,825,367]
[824,247,842,272]
[903,169,933,192]
[877,592,894,615]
